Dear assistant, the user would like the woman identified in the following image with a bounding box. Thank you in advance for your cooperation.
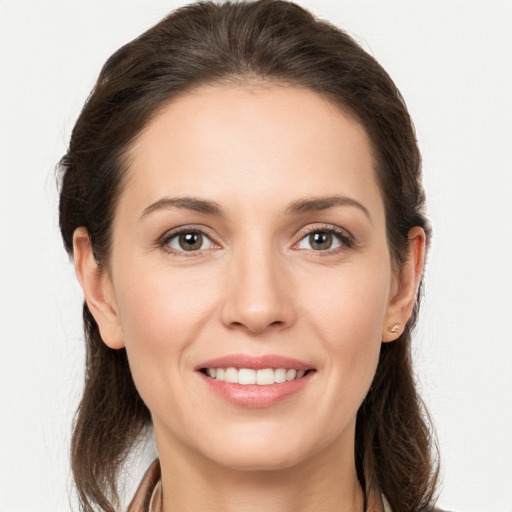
[58,1,440,511]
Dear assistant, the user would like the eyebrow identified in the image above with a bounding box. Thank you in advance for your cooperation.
[139,194,371,222]
[286,195,372,221]
[139,197,223,221]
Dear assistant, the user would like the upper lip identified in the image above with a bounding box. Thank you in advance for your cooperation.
[196,354,314,371]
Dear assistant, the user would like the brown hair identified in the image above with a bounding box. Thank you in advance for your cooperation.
[59,1,438,511]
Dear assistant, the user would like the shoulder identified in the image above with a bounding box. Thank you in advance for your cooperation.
[127,459,161,512]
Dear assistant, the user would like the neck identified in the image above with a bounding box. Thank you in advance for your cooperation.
[155,426,364,512]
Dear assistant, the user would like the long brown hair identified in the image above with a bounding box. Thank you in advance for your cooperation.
[59,1,438,510]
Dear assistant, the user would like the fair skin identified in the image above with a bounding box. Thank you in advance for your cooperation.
[73,84,425,512]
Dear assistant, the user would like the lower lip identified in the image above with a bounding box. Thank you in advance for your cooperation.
[199,372,313,408]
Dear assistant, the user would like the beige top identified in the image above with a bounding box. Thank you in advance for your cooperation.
[128,459,392,512]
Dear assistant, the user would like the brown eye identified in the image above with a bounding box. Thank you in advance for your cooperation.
[165,231,215,252]
[178,232,203,251]
[297,230,344,251]
[309,232,333,250]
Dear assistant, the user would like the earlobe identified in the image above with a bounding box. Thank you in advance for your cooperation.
[72,227,125,349]
[382,226,426,342]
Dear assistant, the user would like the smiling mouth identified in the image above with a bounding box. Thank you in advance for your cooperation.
[200,367,314,385]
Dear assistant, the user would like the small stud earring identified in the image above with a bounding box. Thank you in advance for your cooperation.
[390,323,401,333]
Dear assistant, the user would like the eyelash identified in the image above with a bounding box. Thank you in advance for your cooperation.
[158,227,219,256]
[158,224,355,256]
[294,224,355,255]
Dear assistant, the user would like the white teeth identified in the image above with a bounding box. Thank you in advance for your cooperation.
[238,368,256,385]
[274,368,287,383]
[286,369,297,381]
[225,367,238,383]
[205,367,309,385]
[256,368,274,385]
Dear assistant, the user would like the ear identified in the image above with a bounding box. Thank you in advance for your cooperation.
[382,226,426,342]
[72,227,125,349]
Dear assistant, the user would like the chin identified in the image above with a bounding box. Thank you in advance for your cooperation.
[209,445,308,473]
[194,423,335,473]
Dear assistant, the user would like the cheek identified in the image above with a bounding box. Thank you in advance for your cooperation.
[298,262,391,401]
[111,262,218,400]
[115,260,215,342]
[301,262,391,346]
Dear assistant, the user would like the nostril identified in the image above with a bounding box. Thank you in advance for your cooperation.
[227,319,285,333]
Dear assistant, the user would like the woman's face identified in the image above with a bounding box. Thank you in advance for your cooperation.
[82,84,411,471]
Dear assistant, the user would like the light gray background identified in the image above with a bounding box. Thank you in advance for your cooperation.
[1,1,511,511]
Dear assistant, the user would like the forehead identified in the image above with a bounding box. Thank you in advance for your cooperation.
[121,84,383,221]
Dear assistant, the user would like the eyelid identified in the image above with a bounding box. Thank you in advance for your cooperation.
[156,223,355,255]
[158,225,221,254]
[293,223,356,251]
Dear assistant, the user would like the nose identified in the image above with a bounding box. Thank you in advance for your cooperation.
[221,244,296,335]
